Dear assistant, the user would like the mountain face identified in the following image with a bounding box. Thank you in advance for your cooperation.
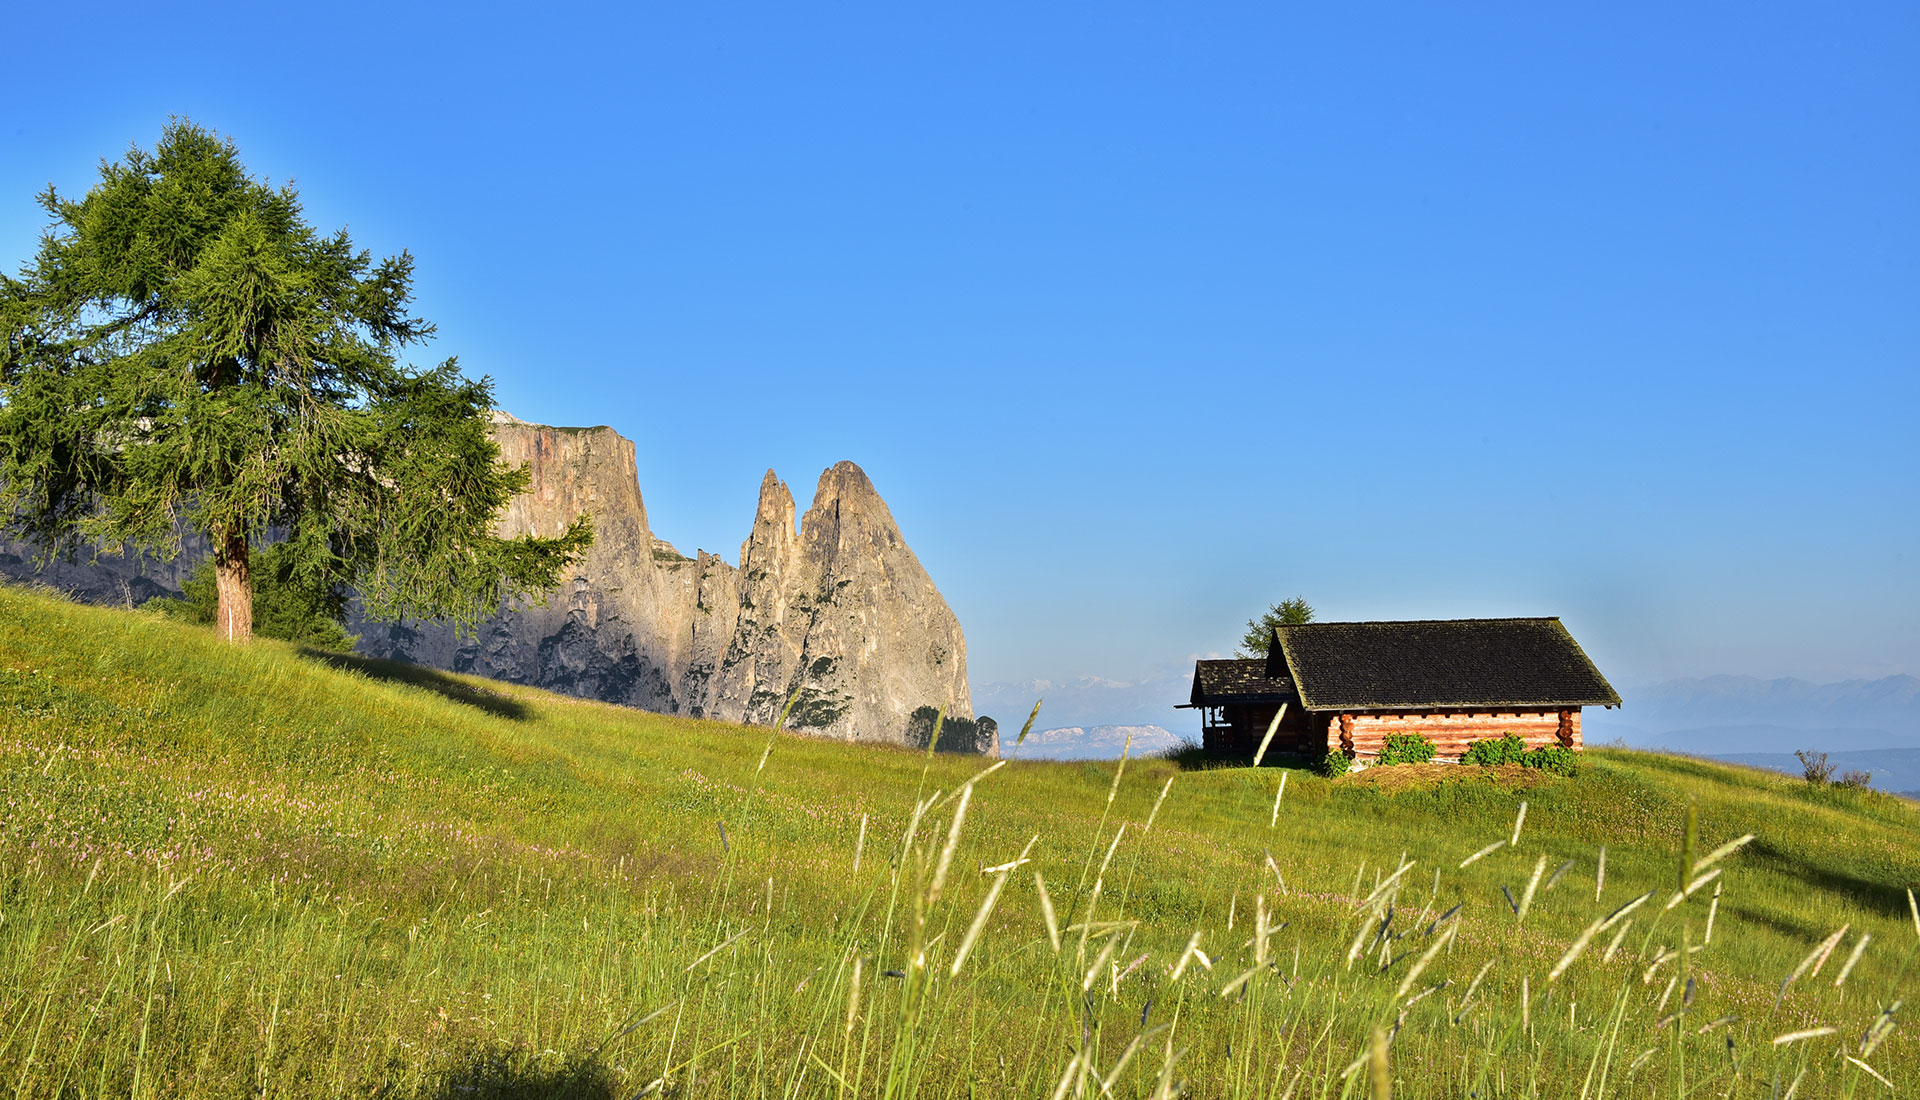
[0,415,983,753]
[352,415,982,750]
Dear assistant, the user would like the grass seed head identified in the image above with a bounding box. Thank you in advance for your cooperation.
[1034,870,1060,953]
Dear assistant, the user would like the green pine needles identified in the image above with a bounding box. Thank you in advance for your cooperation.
[0,120,590,640]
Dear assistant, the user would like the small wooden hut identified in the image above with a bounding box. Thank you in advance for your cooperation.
[1182,617,1620,763]
[1178,659,1302,756]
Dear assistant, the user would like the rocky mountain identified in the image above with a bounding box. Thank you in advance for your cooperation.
[1,414,985,753]
[354,415,982,750]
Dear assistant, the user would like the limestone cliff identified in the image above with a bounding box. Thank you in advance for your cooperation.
[351,416,985,751]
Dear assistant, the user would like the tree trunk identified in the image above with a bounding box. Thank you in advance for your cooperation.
[213,529,253,642]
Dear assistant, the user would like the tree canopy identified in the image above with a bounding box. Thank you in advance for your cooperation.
[1237,596,1314,657]
[0,120,590,640]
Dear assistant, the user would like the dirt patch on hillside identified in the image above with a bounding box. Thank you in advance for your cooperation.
[1341,762,1559,793]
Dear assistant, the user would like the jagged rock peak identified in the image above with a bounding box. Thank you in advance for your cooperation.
[351,417,985,753]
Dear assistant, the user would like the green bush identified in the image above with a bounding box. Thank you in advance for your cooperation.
[1462,733,1527,767]
[1316,750,1353,778]
[1377,732,1436,766]
[1520,746,1580,776]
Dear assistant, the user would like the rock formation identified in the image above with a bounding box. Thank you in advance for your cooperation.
[351,415,987,752]
[0,413,987,753]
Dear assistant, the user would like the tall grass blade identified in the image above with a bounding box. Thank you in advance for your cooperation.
[1456,958,1497,1021]
[1035,871,1060,953]
[1516,854,1546,923]
[1834,933,1871,988]
[927,783,972,904]
[1393,923,1456,1001]
[1846,1056,1895,1090]
[1145,775,1174,832]
[1107,733,1134,806]
[1694,832,1754,872]
[1252,703,1288,768]
[1807,922,1849,978]
[1549,913,1609,983]
[1170,931,1204,981]
[1460,840,1505,869]
[1771,1027,1837,1046]
[1368,1025,1391,1100]
[950,864,1015,977]
[1016,698,1044,747]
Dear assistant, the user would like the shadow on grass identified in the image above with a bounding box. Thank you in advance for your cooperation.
[411,1043,618,1100]
[299,649,532,721]
[1747,837,1919,922]
[1156,737,1317,773]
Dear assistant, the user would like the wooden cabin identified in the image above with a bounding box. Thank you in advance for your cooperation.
[1183,617,1620,763]
[1178,659,1303,756]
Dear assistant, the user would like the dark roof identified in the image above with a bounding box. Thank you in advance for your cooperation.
[1187,659,1295,707]
[1264,618,1621,711]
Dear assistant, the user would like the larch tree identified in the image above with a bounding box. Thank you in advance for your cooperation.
[1237,596,1314,657]
[0,119,591,641]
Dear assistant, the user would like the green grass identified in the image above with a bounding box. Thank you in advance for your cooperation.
[0,581,1914,1097]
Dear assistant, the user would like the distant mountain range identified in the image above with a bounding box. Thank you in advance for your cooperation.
[979,669,1920,767]
[974,670,1200,735]
[1607,673,1920,729]
[1005,725,1184,762]
[1584,674,1920,761]
[1707,749,1920,801]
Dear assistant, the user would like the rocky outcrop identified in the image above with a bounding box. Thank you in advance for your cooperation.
[0,414,981,752]
[351,415,982,750]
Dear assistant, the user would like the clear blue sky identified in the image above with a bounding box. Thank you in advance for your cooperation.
[4,2,1915,692]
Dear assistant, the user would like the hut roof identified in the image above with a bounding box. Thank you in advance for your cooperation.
[1187,659,1295,706]
[1265,618,1620,712]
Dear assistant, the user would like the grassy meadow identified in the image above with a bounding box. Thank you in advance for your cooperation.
[0,581,1915,1098]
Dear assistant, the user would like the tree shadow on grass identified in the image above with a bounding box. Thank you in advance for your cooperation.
[299,649,532,721]
[1157,737,1316,773]
[410,1043,618,1100]
[1747,837,1919,923]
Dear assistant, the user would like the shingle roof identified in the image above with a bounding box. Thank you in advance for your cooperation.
[1188,659,1295,706]
[1264,618,1621,711]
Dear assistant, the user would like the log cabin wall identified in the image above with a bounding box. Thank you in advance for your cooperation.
[1331,709,1581,760]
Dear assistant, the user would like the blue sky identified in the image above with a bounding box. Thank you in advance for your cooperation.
[4,2,1915,696]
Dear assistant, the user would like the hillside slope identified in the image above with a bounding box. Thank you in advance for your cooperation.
[1,583,1914,1098]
